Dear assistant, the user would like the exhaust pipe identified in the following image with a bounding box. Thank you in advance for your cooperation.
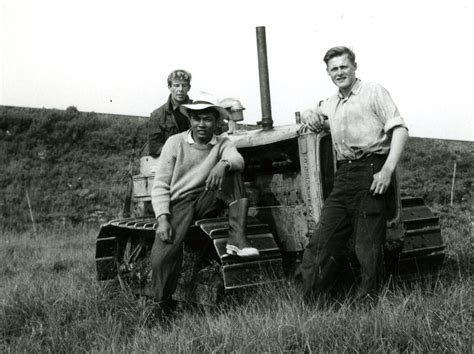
[256,26,273,130]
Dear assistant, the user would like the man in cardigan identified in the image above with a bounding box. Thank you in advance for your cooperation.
[150,92,259,305]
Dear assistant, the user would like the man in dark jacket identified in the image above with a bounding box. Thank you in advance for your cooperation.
[148,69,192,157]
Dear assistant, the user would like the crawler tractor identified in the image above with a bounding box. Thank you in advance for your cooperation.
[95,27,445,303]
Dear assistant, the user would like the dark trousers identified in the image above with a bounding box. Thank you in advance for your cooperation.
[150,172,245,302]
[300,155,388,298]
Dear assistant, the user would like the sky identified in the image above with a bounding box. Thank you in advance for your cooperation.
[1,0,472,141]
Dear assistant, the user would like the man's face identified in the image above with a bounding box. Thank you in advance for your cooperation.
[169,79,191,103]
[326,54,357,92]
[189,110,217,144]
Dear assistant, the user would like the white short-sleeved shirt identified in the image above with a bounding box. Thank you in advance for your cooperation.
[317,79,408,160]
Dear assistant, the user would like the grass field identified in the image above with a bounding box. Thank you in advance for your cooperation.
[1,206,471,352]
[1,107,472,351]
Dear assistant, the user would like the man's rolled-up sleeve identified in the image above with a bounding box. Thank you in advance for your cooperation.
[372,84,408,133]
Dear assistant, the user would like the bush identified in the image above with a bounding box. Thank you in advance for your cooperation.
[0,107,147,230]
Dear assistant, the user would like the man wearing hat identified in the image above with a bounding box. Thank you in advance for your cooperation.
[150,92,259,304]
[148,69,193,157]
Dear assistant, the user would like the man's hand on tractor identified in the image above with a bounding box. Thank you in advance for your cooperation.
[156,214,174,243]
[302,108,328,132]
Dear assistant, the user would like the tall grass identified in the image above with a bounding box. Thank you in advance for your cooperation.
[1,220,471,352]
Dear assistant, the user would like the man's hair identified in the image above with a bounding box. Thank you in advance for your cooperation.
[323,47,356,65]
[167,69,192,87]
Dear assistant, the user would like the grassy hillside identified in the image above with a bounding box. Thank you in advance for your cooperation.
[401,137,472,207]
[0,106,147,230]
[1,105,472,232]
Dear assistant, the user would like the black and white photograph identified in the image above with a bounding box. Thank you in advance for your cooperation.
[1,0,471,352]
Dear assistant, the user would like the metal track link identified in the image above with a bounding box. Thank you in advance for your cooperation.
[194,217,285,290]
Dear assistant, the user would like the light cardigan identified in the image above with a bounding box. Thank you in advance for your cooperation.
[151,131,244,218]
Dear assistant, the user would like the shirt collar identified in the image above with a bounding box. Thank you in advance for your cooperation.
[167,95,190,112]
[187,129,218,145]
[337,78,362,99]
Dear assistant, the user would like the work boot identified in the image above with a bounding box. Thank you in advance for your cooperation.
[226,198,259,257]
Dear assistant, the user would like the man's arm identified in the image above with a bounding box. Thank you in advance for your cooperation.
[220,139,245,171]
[205,160,228,191]
[206,139,245,191]
[370,126,409,195]
[156,214,173,243]
[148,107,168,158]
[301,101,330,132]
[151,136,177,242]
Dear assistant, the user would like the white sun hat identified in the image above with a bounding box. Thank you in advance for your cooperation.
[181,91,230,121]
